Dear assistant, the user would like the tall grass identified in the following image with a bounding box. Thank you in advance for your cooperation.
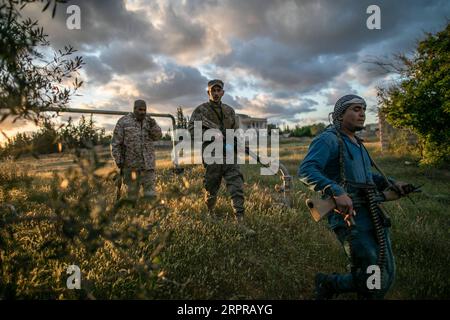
[0,142,449,299]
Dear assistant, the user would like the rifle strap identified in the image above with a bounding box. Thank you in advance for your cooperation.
[334,127,393,190]
[360,143,394,190]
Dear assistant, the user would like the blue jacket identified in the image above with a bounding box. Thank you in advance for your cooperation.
[298,126,392,230]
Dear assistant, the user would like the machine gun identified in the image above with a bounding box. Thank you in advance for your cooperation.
[305,184,422,223]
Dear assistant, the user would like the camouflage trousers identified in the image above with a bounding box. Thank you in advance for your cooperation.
[122,168,156,199]
[203,163,245,217]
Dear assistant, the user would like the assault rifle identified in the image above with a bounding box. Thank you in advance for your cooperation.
[198,117,293,207]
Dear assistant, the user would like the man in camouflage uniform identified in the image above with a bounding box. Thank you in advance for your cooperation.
[111,99,162,199]
[188,79,249,225]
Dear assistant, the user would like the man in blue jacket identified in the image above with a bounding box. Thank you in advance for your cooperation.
[298,94,410,299]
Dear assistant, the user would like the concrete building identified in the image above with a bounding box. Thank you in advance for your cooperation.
[236,113,267,130]
[378,111,417,153]
[358,123,379,140]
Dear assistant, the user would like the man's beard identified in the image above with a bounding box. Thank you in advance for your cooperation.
[354,124,365,132]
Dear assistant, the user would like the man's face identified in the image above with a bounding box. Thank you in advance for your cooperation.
[208,85,224,103]
[134,106,146,121]
[341,103,366,132]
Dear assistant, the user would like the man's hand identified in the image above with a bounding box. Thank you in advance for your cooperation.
[392,181,411,196]
[333,194,356,226]
[333,194,354,215]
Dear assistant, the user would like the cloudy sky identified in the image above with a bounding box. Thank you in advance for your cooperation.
[2,0,449,140]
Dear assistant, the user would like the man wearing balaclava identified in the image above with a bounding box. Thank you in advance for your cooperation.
[299,94,412,299]
[111,99,162,199]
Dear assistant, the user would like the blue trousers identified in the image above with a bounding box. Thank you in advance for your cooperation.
[329,225,396,299]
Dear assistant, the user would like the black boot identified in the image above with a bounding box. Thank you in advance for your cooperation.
[206,196,217,214]
[315,273,337,300]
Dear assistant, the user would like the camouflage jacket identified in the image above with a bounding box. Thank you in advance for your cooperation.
[188,101,238,135]
[111,113,162,170]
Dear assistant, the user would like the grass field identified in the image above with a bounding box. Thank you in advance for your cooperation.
[0,140,449,299]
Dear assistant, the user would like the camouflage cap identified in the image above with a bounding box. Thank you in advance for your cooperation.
[207,79,224,91]
[134,99,147,109]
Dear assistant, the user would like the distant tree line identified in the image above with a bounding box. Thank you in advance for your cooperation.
[0,116,111,159]
[277,123,326,138]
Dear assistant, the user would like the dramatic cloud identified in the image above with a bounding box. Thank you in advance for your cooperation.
[215,39,358,93]
[2,0,448,142]
[135,64,208,105]
[234,95,318,119]
[83,56,113,85]
[99,42,157,76]
[23,0,154,48]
